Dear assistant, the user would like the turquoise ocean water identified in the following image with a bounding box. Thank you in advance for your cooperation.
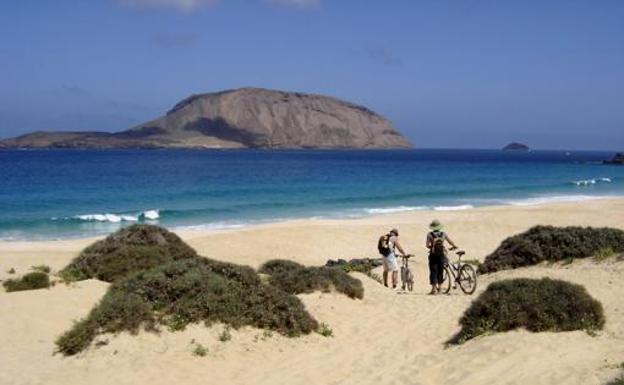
[0,149,622,240]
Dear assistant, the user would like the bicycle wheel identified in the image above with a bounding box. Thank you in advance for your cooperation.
[407,270,414,292]
[458,264,477,294]
[400,266,407,290]
[439,266,452,294]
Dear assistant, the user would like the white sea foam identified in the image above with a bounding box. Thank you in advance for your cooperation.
[142,210,160,220]
[74,210,157,223]
[505,195,612,206]
[573,177,613,186]
[433,205,474,211]
[175,222,248,231]
[363,206,428,214]
[77,213,123,223]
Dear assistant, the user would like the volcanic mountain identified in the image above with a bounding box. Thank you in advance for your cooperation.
[1,88,411,149]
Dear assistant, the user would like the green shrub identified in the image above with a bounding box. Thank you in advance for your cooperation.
[55,258,318,355]
[219,326,232,342]
[594,247,616,263]
[192,343,208,357]
[31,265,51,274]
[260,259,365,299]
[317,323,333,337]
[269,267,363,299]
[3,272,50,292]
[448,278,605,345]
[59,224,199,282]
[258,259,305,275]
[607,376,624,385]
[479,226,624,274]
[337,262,383,284]
[7,267,16,274]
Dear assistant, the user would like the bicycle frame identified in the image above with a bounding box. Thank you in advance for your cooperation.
[444,254,463,286]
[440,250,477,295]
[400,254,414,291]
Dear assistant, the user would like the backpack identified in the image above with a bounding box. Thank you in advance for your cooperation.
[430,231,446,258]
[377,234,391,255]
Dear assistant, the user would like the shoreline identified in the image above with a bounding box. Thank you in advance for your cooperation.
[2,197,623,273]
[1,195,622,244]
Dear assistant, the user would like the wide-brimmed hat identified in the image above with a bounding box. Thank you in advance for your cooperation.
[429,220,443,231]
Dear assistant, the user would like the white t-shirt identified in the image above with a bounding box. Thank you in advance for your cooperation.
[388,234,398,252]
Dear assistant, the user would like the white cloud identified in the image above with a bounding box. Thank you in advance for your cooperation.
[265,0,320,8]
[117,0,319,12]
[118,0,217,12]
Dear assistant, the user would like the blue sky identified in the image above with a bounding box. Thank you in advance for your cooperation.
[1,0,623,150]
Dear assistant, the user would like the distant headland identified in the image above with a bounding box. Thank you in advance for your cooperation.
[0,88,411,150]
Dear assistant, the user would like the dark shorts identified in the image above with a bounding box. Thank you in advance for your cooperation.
[428,254,446,285]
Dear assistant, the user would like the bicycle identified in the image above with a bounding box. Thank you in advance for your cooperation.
[439,250,477,295]
[399,254,415,292]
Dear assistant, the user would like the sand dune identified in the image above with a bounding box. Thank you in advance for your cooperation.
[1,199,623,385]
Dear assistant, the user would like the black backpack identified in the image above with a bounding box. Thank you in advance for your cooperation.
[377,234,391,255]
[430,231,446,257]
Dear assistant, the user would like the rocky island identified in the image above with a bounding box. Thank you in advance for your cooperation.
[0,88,411,150]
[604,152,624,165]
[502,142,530,151]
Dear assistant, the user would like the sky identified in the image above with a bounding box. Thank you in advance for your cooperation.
[0,0,623,150]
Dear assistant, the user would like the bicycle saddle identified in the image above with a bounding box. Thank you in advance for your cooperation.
[456,250,466,256]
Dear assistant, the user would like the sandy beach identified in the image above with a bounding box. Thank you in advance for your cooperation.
[1,198,623,385]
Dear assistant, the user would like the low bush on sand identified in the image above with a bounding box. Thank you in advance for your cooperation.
[478,226,624,274]
[607,375,624,385]
[258,259,305,275]
[3,272,50,292]
[607,364,624,385]
[447,278,604,345]
[317,323,333,337]
[260,259,364,299]
[55,258,318,355]
[31,265,51,274]
[59,225,199,282]
[192,342,208,357]
[337,262,383,285]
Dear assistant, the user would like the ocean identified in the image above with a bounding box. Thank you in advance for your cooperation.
[0,149,622,240]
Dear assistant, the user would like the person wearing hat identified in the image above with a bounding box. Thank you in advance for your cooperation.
[381,228,407,289]
[426,219,458,294]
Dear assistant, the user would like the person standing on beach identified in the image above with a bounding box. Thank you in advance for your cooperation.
[379,228,407,289]
[426,220,458,295]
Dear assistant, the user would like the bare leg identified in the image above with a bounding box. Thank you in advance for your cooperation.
[383,271,389,287]
[392,271,398,288]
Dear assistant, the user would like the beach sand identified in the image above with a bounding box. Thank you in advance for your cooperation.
[1,198,623,385]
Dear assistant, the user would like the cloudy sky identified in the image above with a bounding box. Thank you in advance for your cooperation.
[1,0,623,150]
